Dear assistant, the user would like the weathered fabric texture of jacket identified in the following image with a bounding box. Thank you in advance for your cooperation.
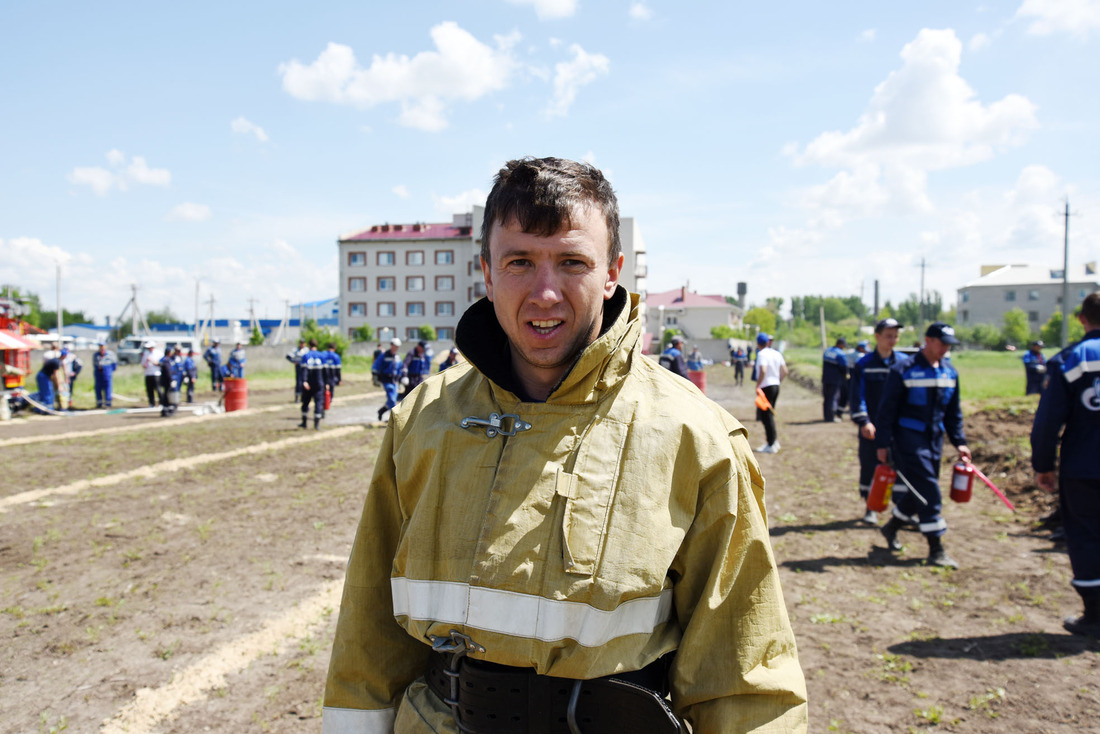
[324,287,808,733]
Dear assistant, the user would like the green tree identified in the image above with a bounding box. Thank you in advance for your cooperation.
[38,308,92,330]
[710,325,738,340]
[0,285,43,326]
[300,318,349,356]
[418,324,437,341]
[661,328,683,349]
[743,306,777,335]
[249,324,265,346]
[1002,308,1031,348]
[764,297,784,315]
[352,323,375,343]
[1040,310,1085,346]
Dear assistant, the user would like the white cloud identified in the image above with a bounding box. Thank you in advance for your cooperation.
[392,184,410,199]
[969,32,992,51]
[789,28,1038,220]
[67,150,171,195]
[1016,0,1100,38]
[231,116,270,143]
[629,3,654,21]
[505,0,577,20]
[166,202,212,222]
[278,22,516,131]
[547,44,610,116]
[859,28,877,42]
[433,188,487,217]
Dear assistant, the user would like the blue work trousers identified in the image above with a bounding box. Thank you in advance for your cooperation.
[382,381,399,411]
[35,372,54,413]
[858,435,878,499]
[1061,475,1100,600]
[301,384,325,418]
[892,434,946,537]
[823,381,843,421]
[94,371,113,407]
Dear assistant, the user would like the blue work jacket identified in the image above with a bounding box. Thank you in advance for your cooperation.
[821,346,850,385]
[323,350,342,386]
[875,351,966,458]
[372,350,404,383]
[849,349,900,428]
[1030,329,1100,479]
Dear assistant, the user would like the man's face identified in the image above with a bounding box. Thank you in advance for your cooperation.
[98,345,106,354]
[923,336,951,363]
[875,327,899,354]
[482,208,623,388]
[389,344,399,354]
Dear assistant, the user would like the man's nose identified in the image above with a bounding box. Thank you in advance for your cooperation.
[529,266,563,306]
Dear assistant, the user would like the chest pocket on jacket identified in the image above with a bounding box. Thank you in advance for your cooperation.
[555,416,629,577]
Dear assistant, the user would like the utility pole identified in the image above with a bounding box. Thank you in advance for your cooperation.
[56,262,63,339]
[1061,200,1072,348]
[247,298,259,342]
[205,295,216,346]
[919,257,926,334]
[194,278,201,338]
[873,279,880,320]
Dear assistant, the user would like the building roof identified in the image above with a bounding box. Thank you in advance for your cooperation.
[646,287,731,309]
[961,263,1099,289]
[340,222,472,242]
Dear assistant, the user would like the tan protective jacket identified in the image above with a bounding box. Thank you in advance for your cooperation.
[324,289,807,733]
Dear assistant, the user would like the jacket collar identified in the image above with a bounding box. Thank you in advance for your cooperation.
[456,286,639,403]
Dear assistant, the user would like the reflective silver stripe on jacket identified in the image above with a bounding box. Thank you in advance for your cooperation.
[902,377,956,388]
[391,577,674,648]
[1063,359,1100,383]
[322,706,395,734]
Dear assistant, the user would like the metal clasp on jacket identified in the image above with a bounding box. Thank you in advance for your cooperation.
[428,630,485,734]
[460,412,532,438]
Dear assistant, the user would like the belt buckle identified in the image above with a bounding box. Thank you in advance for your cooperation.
[428,630,485,733]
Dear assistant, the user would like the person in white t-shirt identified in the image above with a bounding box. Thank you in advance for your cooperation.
[754,332,788,454]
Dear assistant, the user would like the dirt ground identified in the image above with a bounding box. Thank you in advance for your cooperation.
[1,367,1097,733]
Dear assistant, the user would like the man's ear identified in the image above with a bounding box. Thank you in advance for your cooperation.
[481,256,493,301]
[604,252,624,299]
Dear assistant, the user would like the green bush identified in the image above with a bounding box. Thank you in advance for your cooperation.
[300,319,349,356]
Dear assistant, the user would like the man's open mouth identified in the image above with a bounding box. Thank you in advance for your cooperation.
[530,319,563,335]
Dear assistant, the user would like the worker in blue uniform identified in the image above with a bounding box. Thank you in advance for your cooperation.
[732,347,747,386]
[1030,292,1100,636]
[286,339,307,402]
[849,318,903,524]
[402,340,432,398]
[182,349,198,403]
[875,322,972,568]
[372,337,404,421]
[686,345,704,371]
[159,346,182,416]
[34,352,64,414]
[821,337,850,422]
[92,341,117,408]
[323,342,342,403]
[203,338,223,392]
[1022,340,1047,395]
[659,334,688,377]
[299,339,326,430]
[227,342,247,378]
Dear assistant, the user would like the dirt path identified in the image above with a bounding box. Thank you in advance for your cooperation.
[1,370,1096,733]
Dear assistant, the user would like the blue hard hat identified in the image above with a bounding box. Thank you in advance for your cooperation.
[756,332,770,346]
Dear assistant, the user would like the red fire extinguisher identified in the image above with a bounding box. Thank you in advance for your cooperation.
[950,461,975,503]
[324,385,332,411]
[867,463,897,512]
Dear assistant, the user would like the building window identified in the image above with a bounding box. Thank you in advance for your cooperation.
[961,309,969,323]
[1005,290,1016,302]
[961,291,969,303]
[436,301,454,316]
[378,251,395,266]
[378,277,395,291]
[1028,310,1040,322]
[349,303,366,317]
[437,326,454,340]
[348,328,358,338]
[436,275,455,291]
[407,276,425,292]
[473,282,487,298]
[348,277,366,292]
[407,250,425,266]
[436,250,454,265]
[407,302,425,317]
[666,316,678,325]
[406,327,420,340]
[1028,289,1040,301]
[378,302,395,317]
[349,252,366,266]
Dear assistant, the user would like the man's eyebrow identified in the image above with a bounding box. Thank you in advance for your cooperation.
[494,247,595,262]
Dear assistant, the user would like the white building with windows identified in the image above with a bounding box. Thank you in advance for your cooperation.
[957,263,1099,329]
[337,208,648,343]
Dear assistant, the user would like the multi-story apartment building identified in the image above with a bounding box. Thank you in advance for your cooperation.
[957,263,1099,329]
[338,207,648,342]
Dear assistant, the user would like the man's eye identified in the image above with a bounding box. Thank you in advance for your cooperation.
[505,258,530,268]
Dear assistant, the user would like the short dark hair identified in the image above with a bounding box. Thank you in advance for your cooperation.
[308,339,318,348]
[480,157,621,267]
[1080,291,1100,326]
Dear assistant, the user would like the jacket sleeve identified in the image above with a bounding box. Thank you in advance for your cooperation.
[874,368,904,450]
[1030,358,1069,473]
[849,361,869,426]
[323,425,432,733]
[943,370,967,448]
[670,429,808,733]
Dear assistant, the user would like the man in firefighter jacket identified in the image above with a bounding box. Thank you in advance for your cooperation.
[323,342,342,404]
[849,318,903,524]
[821,337,850,422]
[1030,292,1100,636]
[299,339,326,430]
[323,157,807,734]
[875,322,971,568]
[1022,340,1047,395]
[92,340,118,408]
[372,337,404,421]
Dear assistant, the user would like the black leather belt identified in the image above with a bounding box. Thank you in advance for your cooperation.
[426,650,682,734]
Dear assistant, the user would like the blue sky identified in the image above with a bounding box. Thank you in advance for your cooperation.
[2,0,1098,324]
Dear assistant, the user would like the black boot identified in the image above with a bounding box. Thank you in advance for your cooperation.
[926,535,959,569]
[298,414,307,429]
[378,406,387,421]
[314,416,320,430]
[881,516,904,552]
[1064,593,1100,637]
